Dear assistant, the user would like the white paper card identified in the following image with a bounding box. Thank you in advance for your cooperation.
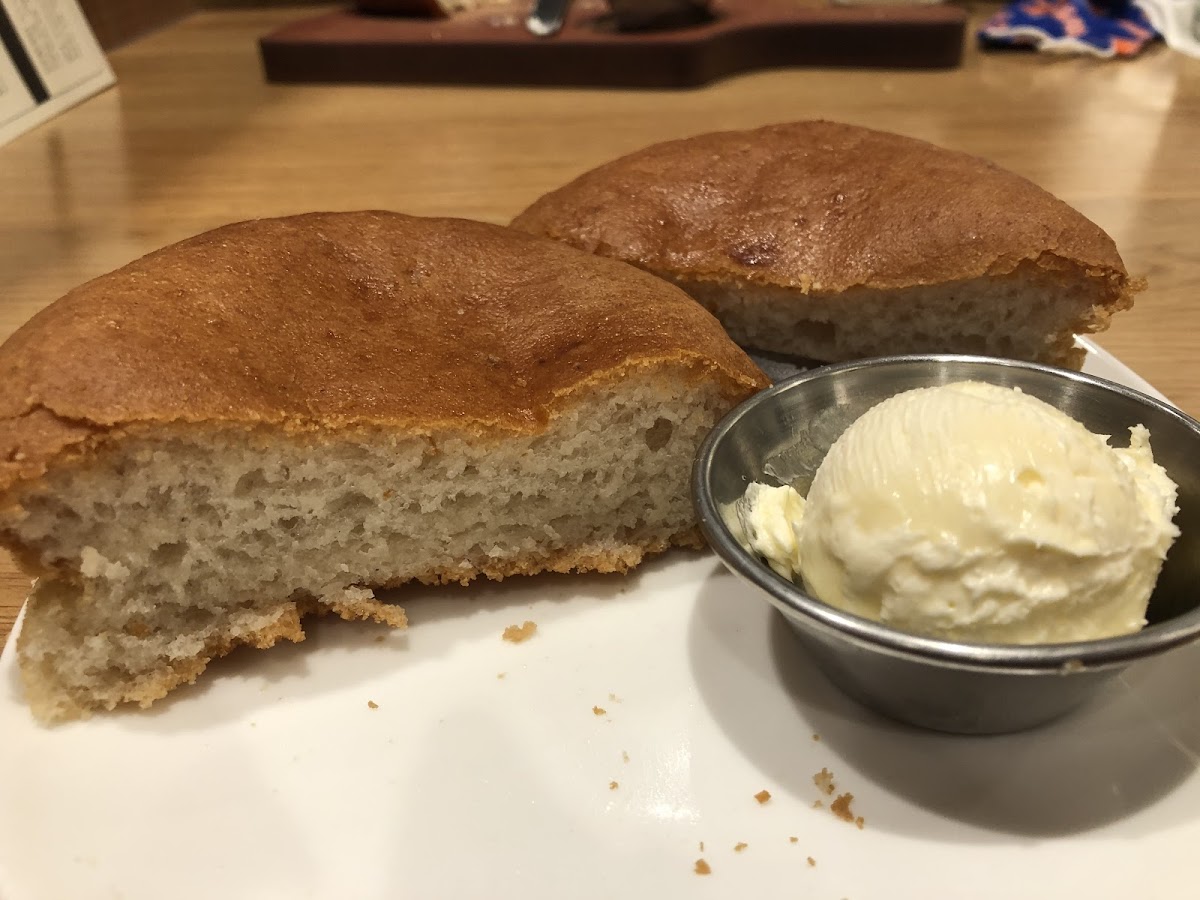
[0,0,115,148]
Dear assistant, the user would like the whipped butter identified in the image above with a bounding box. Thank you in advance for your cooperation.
[732,381,1181,644]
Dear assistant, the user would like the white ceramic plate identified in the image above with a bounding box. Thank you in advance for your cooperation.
[1,341,1196,900]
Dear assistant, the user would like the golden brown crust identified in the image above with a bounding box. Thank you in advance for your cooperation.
[0,211,767,496]
[511,120,1133,299]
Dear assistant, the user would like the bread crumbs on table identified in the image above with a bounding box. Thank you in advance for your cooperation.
[694,859,711,875]
[502,621,537,642]
[367,700,378,709]
[593,705,607,716]
[754,789,772,804]
[734,842,748,852]
[807,857,816,867]
[813,767,836,795]
[609,781,619,790]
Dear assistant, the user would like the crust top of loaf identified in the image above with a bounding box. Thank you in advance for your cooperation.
[511,120,1132,296]
[0,211,767,493]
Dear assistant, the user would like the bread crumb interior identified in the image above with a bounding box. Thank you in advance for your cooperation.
[11,376,727,721]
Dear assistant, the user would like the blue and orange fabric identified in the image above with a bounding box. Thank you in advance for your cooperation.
[979,0,1161,58]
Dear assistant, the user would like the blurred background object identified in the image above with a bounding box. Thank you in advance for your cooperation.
[604,0,714,30]
[978,0,1160,57]
[257,0,968,87]
[1137,0,1200,56]
[0,0,114,148]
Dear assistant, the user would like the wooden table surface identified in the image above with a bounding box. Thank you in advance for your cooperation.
[1,4,1198,646]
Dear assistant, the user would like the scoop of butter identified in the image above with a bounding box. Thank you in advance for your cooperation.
[731,381,1181,645]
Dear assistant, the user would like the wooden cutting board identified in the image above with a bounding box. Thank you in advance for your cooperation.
[259,0,967,88]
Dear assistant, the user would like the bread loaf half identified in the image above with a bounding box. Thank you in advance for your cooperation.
[0,211,767,722]
[511,120,1142,370]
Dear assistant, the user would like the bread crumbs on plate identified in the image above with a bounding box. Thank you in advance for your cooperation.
[831,792,865,828]
[754,789,772,804]
[592,705,607,716]
[622,751,630,763]
[367,700,378,709]
[813,767,836,795]
[694,859,711,875]
[502,621,537,643]
[807,856,817,867]
[789,836,798,844]
[734,842,748,852]
[609,781,619,790]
